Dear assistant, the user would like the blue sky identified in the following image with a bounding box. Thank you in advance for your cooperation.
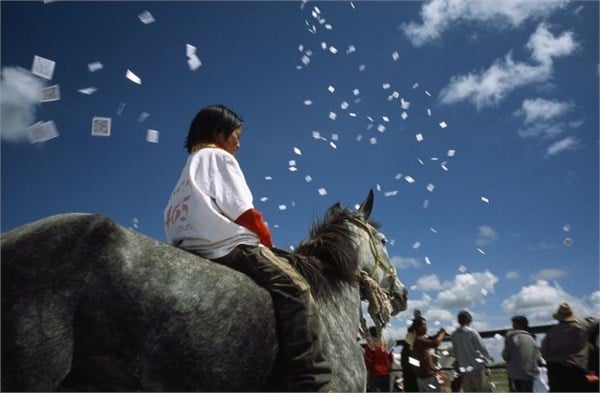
[2,0,598,358]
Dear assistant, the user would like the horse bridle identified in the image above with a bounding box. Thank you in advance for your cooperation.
[352,218,398,295]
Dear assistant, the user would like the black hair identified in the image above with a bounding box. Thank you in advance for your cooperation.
[511,315,529,328]
[185,104,243,153]
[368,326,379,338]
[457,310,472,326]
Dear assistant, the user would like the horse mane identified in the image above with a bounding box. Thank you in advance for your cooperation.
[280,205,379,299]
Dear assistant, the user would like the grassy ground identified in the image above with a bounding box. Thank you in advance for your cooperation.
[489,369,510,392]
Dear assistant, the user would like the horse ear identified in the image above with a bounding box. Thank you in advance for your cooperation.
[329,202,342,213]
[358,189,374,219]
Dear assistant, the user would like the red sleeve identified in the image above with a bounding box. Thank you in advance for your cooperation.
[235,208,273,248]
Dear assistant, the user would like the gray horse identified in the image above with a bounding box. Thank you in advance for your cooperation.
[1,190,407,391]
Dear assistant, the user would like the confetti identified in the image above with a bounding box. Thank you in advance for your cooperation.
[340,101,349,110]
[477,248,486,255]
[278,204,287,211]
[382,83,391,89]
[441,161,449,171]
[318,188,327,196]
[459,265,467,273]
[481,288,488,296]
[260,197,268,202]
[125,69,142,85]
[327,85,335,93]
[448,149,456,157]
[303,100,313,106]
[412,241,421,249]
[358,64,366,71]
[425,90,432,97]
[412,82,419,89]
[417,159,425,165]
[377,124,386,133]
[88,62,103,72]
[408,357,420,367]
[329,141,337,149]
[416,133,423,142]
[328,46,338,54]
[423,199,429,208]
[430,227,437,234]
[289,166,298,172]
[91,116,111,137]
[392,51,400,61]
[27,121,59,143]
[562,224,571,232]
[146,129,159,143]
[401,112,408,120]
[563,237,573,246]
[288,160,296,167]
[187,55,202,71]
[382,116,390,122]
[404,176,415,184]
[426,183,435,192]
[331,133,339,141]
[369,137,377,145]
[138,112,150,122]
[293,147,302,155]
[328,111,337,120]
[78,87,97,95]
[138,10,155,24]
[304,175,312,183]
[265,176,273,180]
[425,256,431,265]
[439,121,448,128]
[401,98,410,110]
[312,131,322,139]
[384,191,398,197]
[353,88,360,96]
[494,334,503,340]
[116,103,126,115]
[40,85,60,102]
[346,45,356,54]
[481,196,490,204]
[31,55,55,80]
[427,109,432,116]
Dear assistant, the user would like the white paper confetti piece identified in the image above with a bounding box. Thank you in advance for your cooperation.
[328,46,337,54]
[328,111,337,120]
[562,224,571,232]
[426,183,435,192]
[353,88,360,96]
[329,141,337,149]
[146,129,159,143]
[91,116,111,137]
[401,112,408,120]
[477,248,486,255]
[377,124,386,133]
[31,55,56,80]
[416,133,423,142]
[408,357,420,367]
[358,64,366,71]
[412,241,421,249]
[304,175,312,183]
[481,288,488,296]
[187,55,202,71]
[27,121,59,143]
[384,191,398,197]
[412,82,419,89]
[138,112,150,122]
[88,62,103,72]
[417,158,425,165]
[448,149,456,157]
[331,133,339,141]
[425,90,432,97]
[40,85,60,102]
[340,101,349,110]
[116,103,126,116]
[439,121,448,128]
[126,69,142,85]
[288,160,296,167]
[260,197,268,202]
[404,176,415,184]
[318,188,327,196]
[369,137,377,145]
[382,82,391,90]
[430,227,437,234]
[425,256,431,265]
[459,265,467,273]
[427,108,432,116]
[312,131,322,140]
[423,199,429,208]
[303,100,313,106]
[350,2,356,9]
[186,44,197,58]
[138,10,155,24]
[494,333,503,340]
[441,161,449,171]
[289,166,298,172]
[346,45,356,54]
[563,237,573,246]
[481,196,490,204]
[78,87,97,95]
[278,204,287,211]
[265,176,273,180]
[293,147,302,155]
[327,85,335,93]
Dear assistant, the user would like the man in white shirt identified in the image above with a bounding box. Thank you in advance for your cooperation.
[451,311,492,392]
[164,104,331,391]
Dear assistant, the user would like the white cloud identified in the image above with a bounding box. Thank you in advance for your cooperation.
[505,270,520,280]
[514,98,574,125]
[476,225,498,246]
[502,280,595,325]
[530,267,568,281]
[436,271,499,308]
[401,0,568,47]
[416,274,443,291]
[545,136,581,157]
[391,255,421,270]
[439,24,577,109]
[1,67,45,142]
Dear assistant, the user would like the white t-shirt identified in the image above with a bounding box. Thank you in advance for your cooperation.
[164,147,260,259]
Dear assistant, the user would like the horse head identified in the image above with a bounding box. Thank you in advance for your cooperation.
[353,190,408,316]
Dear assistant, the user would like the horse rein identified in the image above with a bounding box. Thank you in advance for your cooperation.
[351,218,398,295]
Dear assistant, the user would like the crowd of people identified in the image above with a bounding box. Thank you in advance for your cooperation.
[362,303,599,393]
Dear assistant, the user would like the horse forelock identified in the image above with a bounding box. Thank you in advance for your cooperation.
[293,207,375,299]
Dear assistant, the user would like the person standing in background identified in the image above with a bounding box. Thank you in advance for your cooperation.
[502,315,540,392]
[451,311,492,392]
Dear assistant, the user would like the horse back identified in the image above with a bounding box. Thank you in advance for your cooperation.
[2,213,279,391]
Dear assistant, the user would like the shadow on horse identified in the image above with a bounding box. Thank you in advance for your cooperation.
[1,190,407,391]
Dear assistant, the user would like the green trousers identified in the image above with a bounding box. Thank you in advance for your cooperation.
[215,245,332,392]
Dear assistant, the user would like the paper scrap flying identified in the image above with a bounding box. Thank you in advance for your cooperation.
[138,10,155,24]
[125,69,142,85]
[78,87,98,95]
[40,85,60,102]
[146,129,159,143]
[31,55,55,80]
[91,117,112,137]
[88,62,103,72]
[27,121,59,143]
